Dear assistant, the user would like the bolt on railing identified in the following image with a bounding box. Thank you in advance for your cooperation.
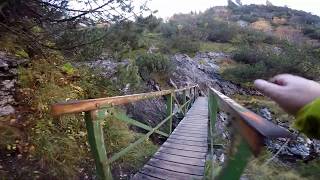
[51,85,198,180]
[208,87,292,179]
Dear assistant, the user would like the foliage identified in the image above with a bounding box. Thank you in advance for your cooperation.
[114,63,141,91]
[61,62,75,75]
[200,42,235,53]
[206,21,239,43]
[136,53,174,81]
[222,42,320,85]
[303,26,320,40]
[104,21,148,59]
[170,36,201,54]
[2,52,155,178]
[57,28,106,61]
[245,151,305,180]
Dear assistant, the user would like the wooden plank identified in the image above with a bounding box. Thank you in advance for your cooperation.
[176,126,207,131]
[153,152,206,167]
[147,158,205,176]
[132,172,161,180]
[171,132,208,138]
[166,138,207,147]
[175,127,206,133]
[175,125,206,131]
[177,123,207,128]
[162,142,208,153]
[139,165,203,180]
[132,97,209,180]
[182,121,207,124]
[168,135,207,143]
[158,146,206,159]
[170,133,208,141]
[172,130,208,136]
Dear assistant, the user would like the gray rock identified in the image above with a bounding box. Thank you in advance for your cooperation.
[170,52,254,96]
[0,51,28,117]
[0,59,9,70]
[260,107,272,121]
[0,105,15,116]
[80,59,129,78]
[1,80,15,91]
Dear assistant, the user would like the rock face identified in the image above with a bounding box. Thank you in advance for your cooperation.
[83,59,129,79]
[0,52,27,116]
[170,52,256,96]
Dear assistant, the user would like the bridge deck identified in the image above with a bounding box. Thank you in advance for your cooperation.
[132,97,208,180]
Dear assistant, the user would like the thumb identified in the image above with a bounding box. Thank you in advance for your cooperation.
[254,79,284,99]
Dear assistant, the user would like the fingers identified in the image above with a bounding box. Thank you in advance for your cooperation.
[269,74,293,86]
[254,79,284,99]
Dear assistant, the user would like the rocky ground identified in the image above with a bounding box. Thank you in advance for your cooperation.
[0,52,28,116]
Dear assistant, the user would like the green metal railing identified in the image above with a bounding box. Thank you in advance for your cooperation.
[51,85,198,180]
[208,87,292,179]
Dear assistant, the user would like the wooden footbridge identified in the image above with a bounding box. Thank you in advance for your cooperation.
[51,85,292,180]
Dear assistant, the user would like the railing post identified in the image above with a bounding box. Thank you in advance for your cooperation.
[193,87,196,103]
[217,136,252,180]
[85,110,112,180]
[208,90,218,179]
[166,93,173,134]
[182,90,187,115]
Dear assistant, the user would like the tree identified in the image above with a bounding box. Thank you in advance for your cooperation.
[266,0,274,6]
[228,0,239,9]
[0,0,151,57]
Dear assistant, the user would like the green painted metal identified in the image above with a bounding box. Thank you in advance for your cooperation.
[208,91,218,179]
[173,94,185,115]
[112,112,169,137]
[217,137,253,180]
[108,100,190,163]
[182,90,187,115]
[85,110,112,180]
[166,93,173,134]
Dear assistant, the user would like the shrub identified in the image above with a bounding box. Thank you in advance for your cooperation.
[136,53,173,80]
[207,22,239,43]
[224,43,320,85]
[57,28,105,61]
[222,62,267,85]
[303,26,320,40]
[170,36,201,54]
[12,53,156,178]
[114,63,141,91]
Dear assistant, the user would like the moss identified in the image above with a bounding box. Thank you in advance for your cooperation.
[200,42,235,53]
[15,49,29,58]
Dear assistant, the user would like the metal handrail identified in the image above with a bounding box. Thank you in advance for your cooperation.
[208,87,292,179]
[51,85,199,180]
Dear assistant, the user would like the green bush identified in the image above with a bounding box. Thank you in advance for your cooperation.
[303,26,320,40]
[136,53,173,80]
[224,43,320,86]
[114,63,141,91]
[170,36,201,54]
[207,22,239,43]
[222,62,267,85]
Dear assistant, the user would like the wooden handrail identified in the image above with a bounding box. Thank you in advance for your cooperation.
[209,87,292,138]
[51,85,198,116]
[208,87,293,179]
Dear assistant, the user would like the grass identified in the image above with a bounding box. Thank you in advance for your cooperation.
[231,94,294,124]
[200,42,236,53]
[0,48,158,179]
[244,150,305,180]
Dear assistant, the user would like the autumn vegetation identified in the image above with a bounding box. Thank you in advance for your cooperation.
[0,0,320,179]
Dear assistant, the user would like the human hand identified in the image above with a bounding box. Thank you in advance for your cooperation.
[254,74,320,115]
